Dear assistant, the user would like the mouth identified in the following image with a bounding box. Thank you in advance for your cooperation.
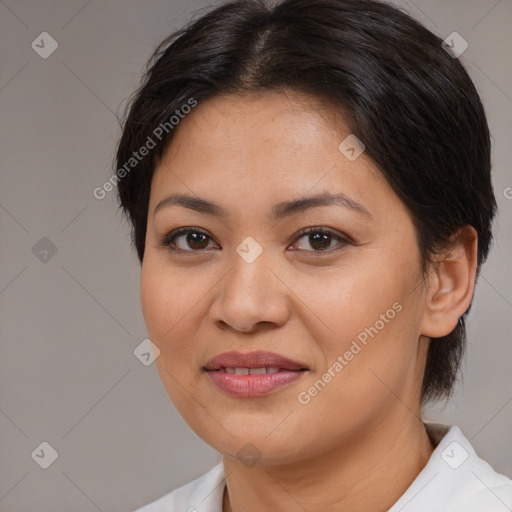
[215,366,297,375]
[203,350,309,371]
[203,351,309,397]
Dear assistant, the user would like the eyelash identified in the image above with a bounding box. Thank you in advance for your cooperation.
[159,226,352,256]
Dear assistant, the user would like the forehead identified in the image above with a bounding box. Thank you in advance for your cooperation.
[149,91,395,221]
[167,91,344,159]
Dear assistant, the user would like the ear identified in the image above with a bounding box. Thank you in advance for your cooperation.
[420,226,478,338]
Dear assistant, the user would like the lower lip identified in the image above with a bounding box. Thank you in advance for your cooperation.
[206,370,306,397]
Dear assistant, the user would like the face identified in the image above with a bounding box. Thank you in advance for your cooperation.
[140,90,430,465]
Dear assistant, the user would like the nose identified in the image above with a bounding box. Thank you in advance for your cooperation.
[209,247,290,334]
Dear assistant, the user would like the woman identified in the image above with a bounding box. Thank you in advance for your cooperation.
[116,0,512,510]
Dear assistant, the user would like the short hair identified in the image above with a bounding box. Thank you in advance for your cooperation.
[115,0,497,404]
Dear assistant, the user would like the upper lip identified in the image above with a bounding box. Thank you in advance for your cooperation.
[203,351,309,371]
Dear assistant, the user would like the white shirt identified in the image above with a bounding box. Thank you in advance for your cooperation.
[133,423,512,511]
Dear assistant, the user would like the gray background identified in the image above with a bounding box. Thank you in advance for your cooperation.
[0,0,510,511]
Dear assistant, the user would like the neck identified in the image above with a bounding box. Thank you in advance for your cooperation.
[222,413,434,512]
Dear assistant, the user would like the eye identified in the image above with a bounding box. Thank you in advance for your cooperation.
[159,226,351,255]
[159,227,218,253]
[290,227,351,254]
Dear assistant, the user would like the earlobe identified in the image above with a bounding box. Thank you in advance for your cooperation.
[420,226,478,338]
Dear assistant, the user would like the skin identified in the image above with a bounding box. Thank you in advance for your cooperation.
[140,90,478,511]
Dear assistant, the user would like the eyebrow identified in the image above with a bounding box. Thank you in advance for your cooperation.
[153,191,372,220]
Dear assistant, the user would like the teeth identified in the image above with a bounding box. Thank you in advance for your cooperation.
[249,367,266,375]
[224,367,282,375]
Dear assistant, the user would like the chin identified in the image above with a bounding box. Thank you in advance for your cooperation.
[193,422,316,466]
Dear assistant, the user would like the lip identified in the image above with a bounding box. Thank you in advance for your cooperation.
[204,350,308,371]
[203,350,309,398]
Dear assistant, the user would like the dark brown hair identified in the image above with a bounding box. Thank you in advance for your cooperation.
[115,0,496,404]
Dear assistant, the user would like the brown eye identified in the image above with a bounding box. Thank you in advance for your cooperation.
[291,228,350,254]
[160,228,216,252]
[160,226,350,256]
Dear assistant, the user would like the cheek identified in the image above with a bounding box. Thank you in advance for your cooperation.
[140,258,189,363]
[140,257,209,378]
[140,262,167,340]
[141,257,190,338]
[310,254,422,395]
[140,259,204,414]
[294,305,418,452]
[312,263,405,351]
